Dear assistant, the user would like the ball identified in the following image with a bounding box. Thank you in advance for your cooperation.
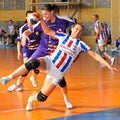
[29,13,39,24]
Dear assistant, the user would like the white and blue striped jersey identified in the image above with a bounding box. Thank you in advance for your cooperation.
[94,20,106,40]
[48,32,90,73]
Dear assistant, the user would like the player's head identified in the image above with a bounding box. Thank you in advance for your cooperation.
[41,4,55,21]
[92,14,99,22]
[25,10,33,24]
[52,4,60,15]
[71,23,84,38]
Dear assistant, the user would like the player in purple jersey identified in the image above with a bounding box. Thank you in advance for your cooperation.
[7,11,41,92]
[0,14,118,111]
[21,4,76,108]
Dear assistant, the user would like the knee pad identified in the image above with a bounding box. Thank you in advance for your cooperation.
[34,69,40,74]
[37,91,48,102]
[25,59,40,71]
[100,51,105,56]
[22,73,28,77]
[58,77,66,88]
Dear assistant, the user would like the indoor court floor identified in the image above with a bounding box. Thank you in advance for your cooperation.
[0,46,120,120]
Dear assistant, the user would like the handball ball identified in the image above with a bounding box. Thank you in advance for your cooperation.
[29,13,39,24]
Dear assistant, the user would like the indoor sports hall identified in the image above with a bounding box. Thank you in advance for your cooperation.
[0,0,120,120]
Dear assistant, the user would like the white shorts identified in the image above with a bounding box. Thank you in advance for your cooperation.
[97,39,105,46]
[44,56,64,85]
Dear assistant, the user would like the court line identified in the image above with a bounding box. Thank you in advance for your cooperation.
[1,104,52,113]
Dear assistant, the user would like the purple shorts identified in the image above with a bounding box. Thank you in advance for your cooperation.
[22,48,36,58]
[30,47,49,59]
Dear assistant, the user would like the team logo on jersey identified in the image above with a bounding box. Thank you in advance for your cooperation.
[36,32,39,36]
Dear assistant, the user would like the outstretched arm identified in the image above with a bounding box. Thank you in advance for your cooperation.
[39,17,55,38]
[33,12,56,38]
[87,50,119,72]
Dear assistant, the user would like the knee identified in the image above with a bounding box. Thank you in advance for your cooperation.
[25,59,40,71]
[34,69,40,74]
[37,91,48,102]
[58,77,66,88]
[22,73,28,77]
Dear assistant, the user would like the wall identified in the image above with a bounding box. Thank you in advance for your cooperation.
[0,0,119,48]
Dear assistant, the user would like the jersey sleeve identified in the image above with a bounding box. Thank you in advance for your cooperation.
[55,31,67,40]
[80,41,91,52]
[29,21,42,32]
[57,15,76,28]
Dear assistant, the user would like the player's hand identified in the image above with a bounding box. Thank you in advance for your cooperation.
[112,67,119,72]
[32,12,41,20]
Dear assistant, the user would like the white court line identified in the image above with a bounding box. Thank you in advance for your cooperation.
[2,104,52,113]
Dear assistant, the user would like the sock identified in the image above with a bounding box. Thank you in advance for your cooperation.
[7,75,13,82]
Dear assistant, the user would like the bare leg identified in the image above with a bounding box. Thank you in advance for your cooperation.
[26,78,56,111]
[0,58,46,85]
[59,77,73,109]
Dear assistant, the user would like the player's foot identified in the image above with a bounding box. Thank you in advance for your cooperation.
[0,77,9,85]
[16,85,23,92]
[64,98,73,109]
[110,57,115,66]
[30,76,38,88]
[26,96,33,111]
[8,83,23,92]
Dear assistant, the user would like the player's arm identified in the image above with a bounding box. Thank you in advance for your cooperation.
[95,25,100,39]
[17,41,22,60]
[87,50,119,72]
[38,17,55,38]
[21,29,33,46]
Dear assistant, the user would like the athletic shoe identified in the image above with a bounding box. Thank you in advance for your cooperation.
[30,76,38,88]
[110,57,115,66]
[0,77,8,85]
[8,84,23,92]
[64,98,73,109]
[16,85,23,92]
[26,96,33,111]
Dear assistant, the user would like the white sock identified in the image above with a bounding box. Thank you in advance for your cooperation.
[7,75,13,82]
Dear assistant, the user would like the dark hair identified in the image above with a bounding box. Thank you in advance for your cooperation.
[93,14,99,19]
[41,4,54,11]
[52,4,59,14]
[25,10,33,17]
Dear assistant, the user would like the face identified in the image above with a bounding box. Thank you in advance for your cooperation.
[71,24,84,38]
[42,10,54,21]
[26,13,32,24]
[92,15,98,22]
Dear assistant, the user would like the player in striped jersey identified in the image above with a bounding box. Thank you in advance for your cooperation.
[0,14,118,111]
[93,14,115,66]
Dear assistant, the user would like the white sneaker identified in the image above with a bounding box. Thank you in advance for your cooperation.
[30,76,38,88]
[64,98,73,109]
[16,85,23,92]
[8,84,23,92]
[111,57,115,66]
[26,96,33,111]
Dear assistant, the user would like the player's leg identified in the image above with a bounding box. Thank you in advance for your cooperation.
[59,77,73,109]
[0,58,44,85]
[26,77,56,111]
[99,45,115,66]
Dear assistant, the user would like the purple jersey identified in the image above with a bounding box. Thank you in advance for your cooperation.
[31,16,76,58]
[17,23,41,58]
[17,23,41,50]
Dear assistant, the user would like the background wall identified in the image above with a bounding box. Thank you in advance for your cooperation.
[0,0,119,48]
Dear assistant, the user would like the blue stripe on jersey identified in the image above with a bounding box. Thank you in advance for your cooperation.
[55,32,66,37]
[61,56,72,72]
[80,42,88,51]
[75,39,79,46]
[101,31,104,40]
[62,36,69,45]
[52,50,62,63]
